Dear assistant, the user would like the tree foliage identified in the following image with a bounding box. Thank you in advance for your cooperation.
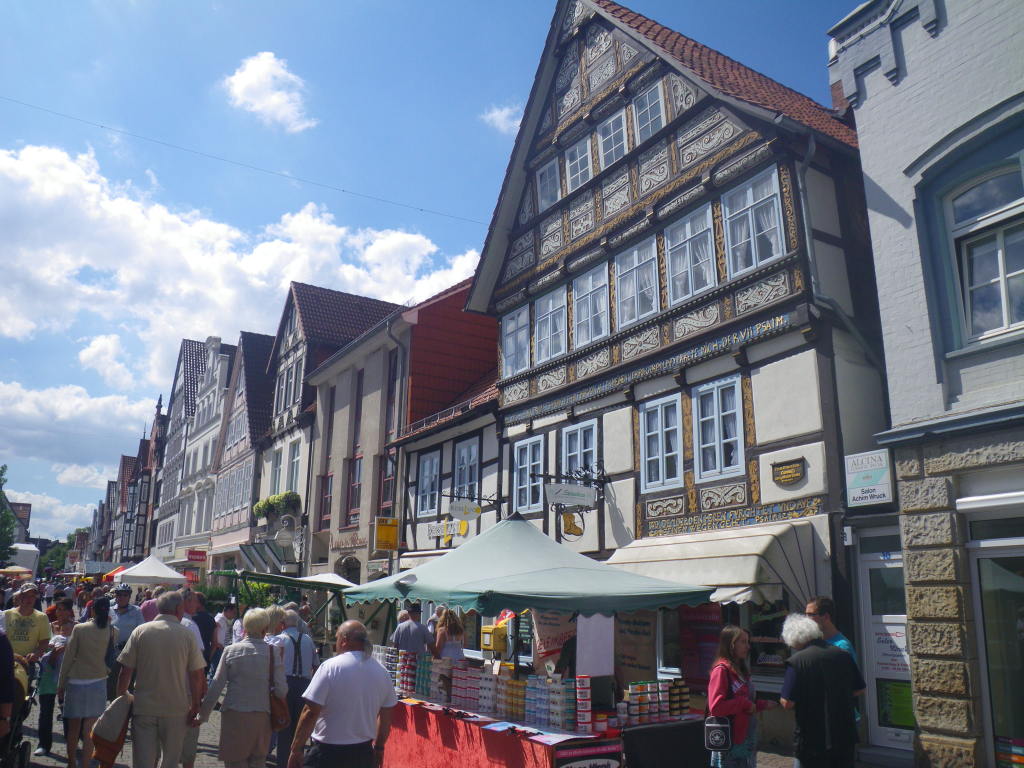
[0,465,16,564]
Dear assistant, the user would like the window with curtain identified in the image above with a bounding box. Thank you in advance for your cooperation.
[598,110,627,168]
[537,158,561,211]
[694,376,744,481]
[572,264,608,348]
[948,168,1024,339]
[502,306,530,377]
[270,449,282,495]
[667,204,715,304]
[562,420,597,479]
[723,168,783,277]
[640,395,682,492]
[287,440,301,491]
[534,288,567,363]
[514,436,544,513]
[417,452,440,517]
[454,439,479,501]
[615,238,658,328]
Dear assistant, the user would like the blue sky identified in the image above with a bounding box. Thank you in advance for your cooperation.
[0,0,856,539]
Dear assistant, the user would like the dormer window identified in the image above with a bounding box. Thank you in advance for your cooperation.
[537,158,561,211]
[565,137,592,193]
[632,83,665,143]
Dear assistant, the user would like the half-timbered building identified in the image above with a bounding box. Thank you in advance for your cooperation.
[467,0,887,709]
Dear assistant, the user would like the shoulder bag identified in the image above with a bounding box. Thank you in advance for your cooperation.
[704,663,733,753]
[268,646,290,732]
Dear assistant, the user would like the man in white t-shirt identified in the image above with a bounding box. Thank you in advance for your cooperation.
[287,621,396,768]
[209,603,237,679]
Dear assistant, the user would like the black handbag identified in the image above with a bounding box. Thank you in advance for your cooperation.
[704,716,732,752]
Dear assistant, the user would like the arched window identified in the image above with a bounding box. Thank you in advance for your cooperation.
[948,167,1024,339]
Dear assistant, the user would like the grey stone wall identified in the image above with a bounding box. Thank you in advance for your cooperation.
[896,426,1024,765]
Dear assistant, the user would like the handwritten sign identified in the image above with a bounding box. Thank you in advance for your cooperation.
[533,610,576,674]
[615,610,657,683]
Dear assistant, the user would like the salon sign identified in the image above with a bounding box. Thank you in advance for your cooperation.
[845,449,893,507]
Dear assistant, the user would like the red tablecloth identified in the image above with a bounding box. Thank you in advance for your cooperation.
[383,702,621,768]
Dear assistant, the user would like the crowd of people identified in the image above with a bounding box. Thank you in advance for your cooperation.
[0,577,870,768]
[0,577,396,768]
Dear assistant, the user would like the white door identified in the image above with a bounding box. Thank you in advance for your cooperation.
[857,531,915,750]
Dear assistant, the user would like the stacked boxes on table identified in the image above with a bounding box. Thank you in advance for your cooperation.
[621,679,689,725]
[497,677,526,720]
[397,651,418,695]
[575,675,592,733]
[373,646,399,691]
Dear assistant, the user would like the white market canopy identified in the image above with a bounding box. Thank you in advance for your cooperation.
[296,572,356,590]
[607,517,827,605]
[117,555,188,585]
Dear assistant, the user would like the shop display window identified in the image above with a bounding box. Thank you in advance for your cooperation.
[978,554,1024,760]
[745,597,790,671]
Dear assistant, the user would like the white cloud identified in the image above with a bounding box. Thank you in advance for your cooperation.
[4,489,93,540]
[0,380,152,467]
[480,104,523,135]
[51,463,117,490]
[79,334,134,390]
[223,52,318,133]
[0,145,478,392]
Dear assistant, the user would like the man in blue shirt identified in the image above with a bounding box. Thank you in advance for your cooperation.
[109,583,145,699]
[389,605,435,655]
[805,596,858,666]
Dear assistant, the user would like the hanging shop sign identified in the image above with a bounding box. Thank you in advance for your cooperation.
[449,500,482,520]
[186,549,207,562]
[375,517,399,551]
[771,458,806,486]
[545,483,598,508]
[425,520,469,539]
[845,449,893,507]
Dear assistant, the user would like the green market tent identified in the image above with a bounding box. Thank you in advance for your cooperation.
[344,514,713,615]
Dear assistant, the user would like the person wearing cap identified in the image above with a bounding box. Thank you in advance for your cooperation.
[109,584,144,699]
[3,582,51,664]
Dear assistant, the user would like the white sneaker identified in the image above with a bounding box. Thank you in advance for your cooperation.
[34,747,49,757]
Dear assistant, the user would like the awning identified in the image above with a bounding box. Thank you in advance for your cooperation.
[398,549,449,569]
[103,565,127,583]
[344,515,712,615]
[606,517,827,605]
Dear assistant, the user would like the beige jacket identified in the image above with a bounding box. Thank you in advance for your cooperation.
[59,620,116,689]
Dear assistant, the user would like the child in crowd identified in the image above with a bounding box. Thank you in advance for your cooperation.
[35,619,75,756]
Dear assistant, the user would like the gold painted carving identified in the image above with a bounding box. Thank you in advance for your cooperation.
[646,496,686,518]
[682,392,693,461]
[741,374,756,448]
[748,459,760,505]
[778,165,799,253]
[792,266,805,293]
[712,200,727,285]
[657,231,668,310]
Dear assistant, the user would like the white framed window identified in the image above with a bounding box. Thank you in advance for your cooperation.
[537,158,561,211]
[502,306,531,377]
[292,358,303,403]
[615,238,658,328]
[287,440,301,491]
[454,438,480,501]
[534,288,567,363]
[597,110,627,168]
[632,83,664,143]
[284,365,295,408]
[693,376,744,482]
[417,452,440,517]
[723,168,784,277]
[565,137,592,193]
[640,394,683,492]
[946,167,1024,340]
[513,436,544,513]
[562,420,597,479]
[573,264,609,348]
[666,204,716,304]
[270,449,282,495]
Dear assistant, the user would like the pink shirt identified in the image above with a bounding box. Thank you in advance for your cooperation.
[140,599,159,622]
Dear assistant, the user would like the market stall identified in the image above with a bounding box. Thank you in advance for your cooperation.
[345,514,713,768]
[118,555,188,585]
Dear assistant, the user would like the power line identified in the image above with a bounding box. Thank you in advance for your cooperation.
[0,94,487,226]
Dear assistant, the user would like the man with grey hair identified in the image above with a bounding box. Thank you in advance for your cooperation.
[779,614,865,768]
[288,620,396,768]
[117,590,207,768]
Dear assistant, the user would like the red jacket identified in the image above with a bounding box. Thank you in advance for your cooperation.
[707,662,770,745]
